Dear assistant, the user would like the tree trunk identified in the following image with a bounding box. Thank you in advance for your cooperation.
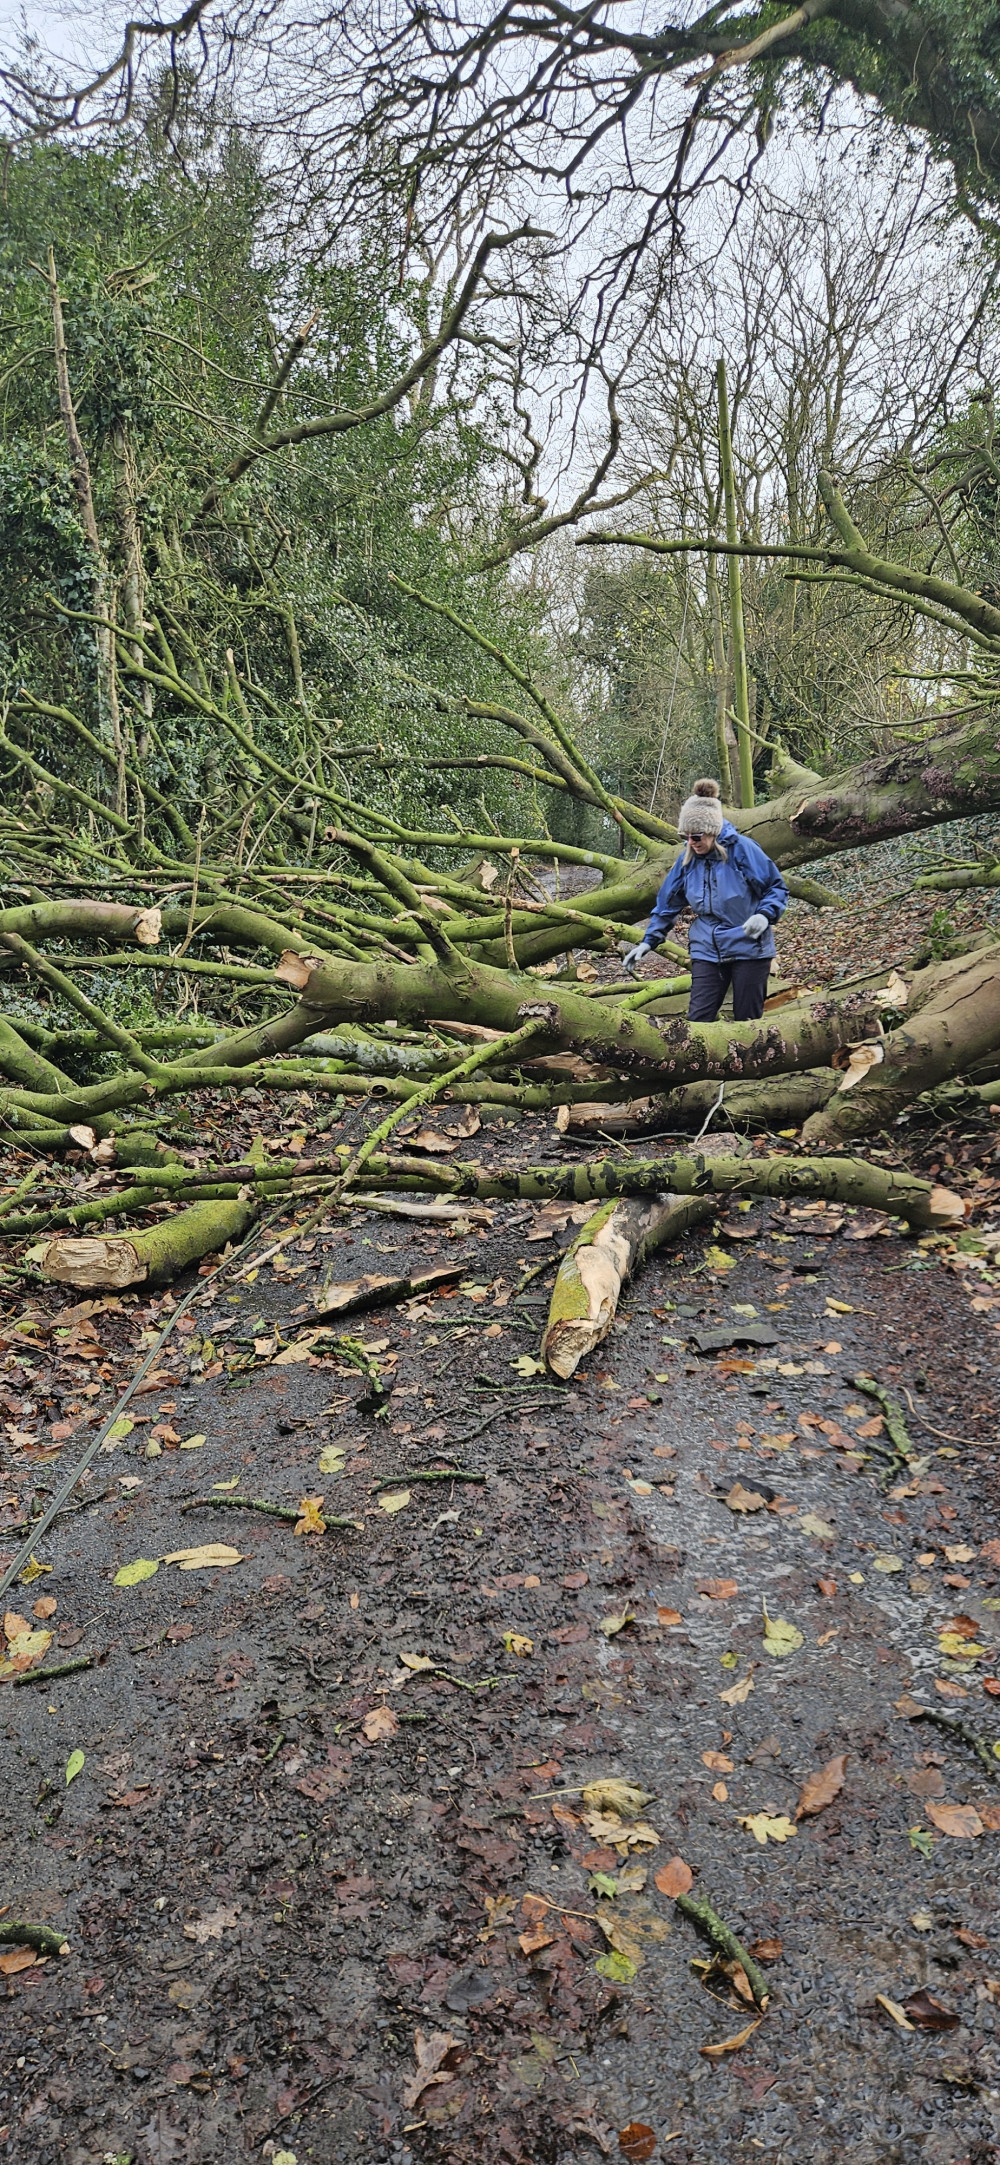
[802,944,1000,1143]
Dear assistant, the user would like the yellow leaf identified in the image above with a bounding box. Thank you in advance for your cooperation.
[581,1779,654,1820]
[294,1494,327,1537]
[179,1433,208,1451]
[825,1299,854,1314]
[18,1556,51,1585]
[798,1513,836,1539]
[719,1672,755,1706]
[113,1557,159,1587]
[872,1555,903,1574]
[503,1633,534,1656]
[598,1609,633,1637]
[212,1478,240,1492]
[939,1633,985,1659]
[761,1601,803,1657]
[739,1812,797,1845]
[318,1444,347,1474]
[399,1652,435,1672]
[512,1354,546,1378]
[162,1544,243,1571]
[378,1488,411,1514]
[703,1246,737,1273]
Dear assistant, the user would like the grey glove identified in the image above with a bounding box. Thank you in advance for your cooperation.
[742,914,768,939]
[623,941,651,975]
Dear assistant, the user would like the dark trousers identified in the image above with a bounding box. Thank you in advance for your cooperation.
[688,956,771,1022]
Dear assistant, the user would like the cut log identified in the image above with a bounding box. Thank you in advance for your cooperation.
[40,1198,257,1289]
[541,1192,715,1377]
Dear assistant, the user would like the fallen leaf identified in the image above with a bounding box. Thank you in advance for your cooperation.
[362,1705,398,1742]
[0,1947,39,1975]
[212,1479,240,1493]
[903,1988,961,2030]
[162,1544,243,1572]
[403,2029,462,2110]
[702,1751,734,1773]
[698,1578,738,1600]
[873,1555,904,1574]
[926,1800,983,1839]
[654,1856,694,1897]
[179,1432,207,1452]
[824,1298,854,1314]
[378,1488,411,1514]
[725,1482,766,1514]
[939,1633,985,1659]
[795,1753,848,1820]
[876,1993,915,2031]
[113,1557,160,1587]
[293,1494,327,1537]
[318,1443,347,1475]
[503,1633,534,1657]
[183,1905,240,1945]
[739,1813,797,1846]
[595,1948,638,1982]
[799,1513,836,1540]
[598,1609,634,1637]
[657,1606,683,1626]
[699,2018,761,2059]
[65,1749,85,1785]
[399,1652,435,1672]
[618,2122,657,2162]
[942,1613,981,1639]
[719,1672,755,1706]
[761,1602,803,1658]
[581,1779,654,1820]
[944,1545,976,1565]
[513,1354,546,1378]
[816,1578,837,1597]
[748,1937,783,1962]
[32,1597,57,1620]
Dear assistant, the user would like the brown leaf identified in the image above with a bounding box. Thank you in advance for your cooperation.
[700,2017,761,2060]
[0,1947,39,1975]
[618,2124,657,2162]
[654,1855,694,1898]
[955,1928,989,1949]
[748,1938,783,1963]
[926,1799,983,1839]
[402,2029,461,2110]
[943,1613,981,1640]
[903,1989,961,2031]
[518,1920,557,1955]
[183,1905,239,1944]
[980,1540,1000,1566]
[725,1481,766,1514]
[32,1597,57,1620]
[362,1705,398,1743]
[906,1768,946,1798]
[656,1606,682,1626]
[407,1127,461,1155]
[702,1751,734,1772]
[795,1752,848,1821]
[978,1804,1000,1832]
[697,1577,738,1600]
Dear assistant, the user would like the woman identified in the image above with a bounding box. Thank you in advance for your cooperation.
[624,779,788,1021]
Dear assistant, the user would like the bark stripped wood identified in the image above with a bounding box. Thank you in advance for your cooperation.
[541,1193,715,1377]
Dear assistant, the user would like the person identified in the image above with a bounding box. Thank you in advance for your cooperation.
[623,778,788,1021]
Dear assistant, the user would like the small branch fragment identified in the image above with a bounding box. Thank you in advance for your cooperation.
[675,1892,771,2010]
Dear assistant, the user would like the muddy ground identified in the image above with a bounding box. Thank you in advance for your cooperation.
[2,1086,1000,2165]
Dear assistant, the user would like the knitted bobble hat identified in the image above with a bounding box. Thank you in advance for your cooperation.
[677,776,724,837]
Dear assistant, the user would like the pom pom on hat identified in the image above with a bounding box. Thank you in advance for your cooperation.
[678,776,724,836]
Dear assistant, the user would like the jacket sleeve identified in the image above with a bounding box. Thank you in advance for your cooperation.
[645,857,688,944]
[734,834,788,922]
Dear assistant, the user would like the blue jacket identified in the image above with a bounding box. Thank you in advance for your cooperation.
[646,821,788,962]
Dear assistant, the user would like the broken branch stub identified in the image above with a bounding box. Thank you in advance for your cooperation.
[542,1193,714,1378]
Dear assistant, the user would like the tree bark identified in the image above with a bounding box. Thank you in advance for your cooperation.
[40,1198,257,1289]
